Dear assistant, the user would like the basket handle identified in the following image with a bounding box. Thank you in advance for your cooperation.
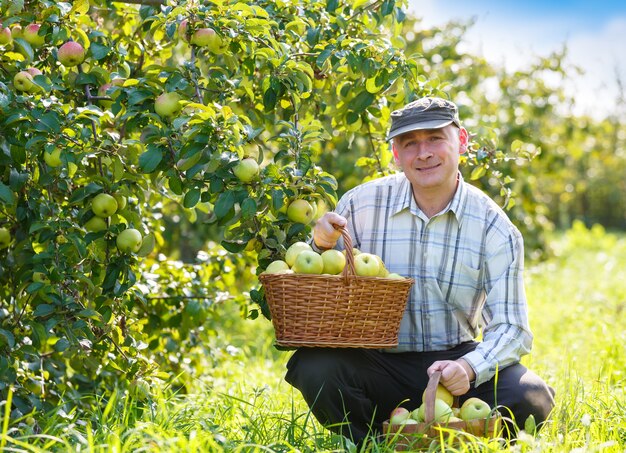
[424,370,443,424]
[338,227,357,282]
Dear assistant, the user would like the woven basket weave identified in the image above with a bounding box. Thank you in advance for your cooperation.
[259,228,414,348]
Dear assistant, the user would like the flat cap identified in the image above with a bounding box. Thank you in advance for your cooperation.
[387,97,460,141]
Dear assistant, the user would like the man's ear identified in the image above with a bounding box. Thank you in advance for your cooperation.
[458,127,469,154]
[392,142,400,165]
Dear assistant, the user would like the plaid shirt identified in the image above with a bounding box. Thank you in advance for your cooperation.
[333,172,533,386]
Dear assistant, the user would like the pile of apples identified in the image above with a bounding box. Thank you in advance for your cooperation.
[263,241,406,278]
[389,384,493,426]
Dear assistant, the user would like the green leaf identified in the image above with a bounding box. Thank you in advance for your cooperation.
[240,197,257,218]
[183,188,200,208]
[0,182,15,206]
[470,166,487,180]
[349,90,375,113]
[136,233,155,257]
[70,182,103,204]
[33,304,55,318]
[127,89,154,106]
[263,86,277,111]
[35,112,62,133]
[139,146,163,173]
[214,191,235,219]
[70,0,89,14]
[221,240,246,253]
[54,338,70,352]
[0,329,15,348]
[90,43,110,60]
[316,46,334,67]
[511,139,524,153]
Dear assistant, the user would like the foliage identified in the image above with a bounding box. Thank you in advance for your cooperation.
[0,0,436,418]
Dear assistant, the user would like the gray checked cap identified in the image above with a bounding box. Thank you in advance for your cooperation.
[387,97,461,141]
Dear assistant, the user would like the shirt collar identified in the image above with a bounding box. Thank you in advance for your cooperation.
[389,171,468,223]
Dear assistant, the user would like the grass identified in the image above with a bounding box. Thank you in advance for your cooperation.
[2,222,625,452]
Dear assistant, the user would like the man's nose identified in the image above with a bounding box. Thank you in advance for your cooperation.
[415,142,433,159]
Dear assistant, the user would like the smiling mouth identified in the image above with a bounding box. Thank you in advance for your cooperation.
[416,163,441,171]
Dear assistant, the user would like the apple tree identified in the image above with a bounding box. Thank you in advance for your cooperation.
[0,0,453,421]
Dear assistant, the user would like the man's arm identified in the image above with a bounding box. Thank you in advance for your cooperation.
[431,227,532,392]
[461,227,532,387]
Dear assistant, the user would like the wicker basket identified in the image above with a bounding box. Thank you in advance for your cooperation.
[258,228,414,348]
[383,371,502,450]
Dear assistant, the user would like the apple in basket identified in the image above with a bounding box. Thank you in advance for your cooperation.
[389,407,411,425]
[264,260,290,274]
[321,249,346,274]
[415,398,454,423]
[460,397,492,421]
[285,241,312,267]
[292,250,324,274]
[353,252,380,276]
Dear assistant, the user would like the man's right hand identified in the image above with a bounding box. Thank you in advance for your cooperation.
[313,212,347,250]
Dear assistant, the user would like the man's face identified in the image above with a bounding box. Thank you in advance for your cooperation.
[392,125,468,194]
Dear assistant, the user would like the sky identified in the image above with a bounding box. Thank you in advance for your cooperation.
[406,0,626,118]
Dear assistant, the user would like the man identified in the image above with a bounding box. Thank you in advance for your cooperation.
[284,97,555,444]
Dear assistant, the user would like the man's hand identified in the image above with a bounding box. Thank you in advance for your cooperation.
[312,212,347,250]
[427,359,476,396]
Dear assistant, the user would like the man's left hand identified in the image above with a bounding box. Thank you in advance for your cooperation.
[427,359,476,395]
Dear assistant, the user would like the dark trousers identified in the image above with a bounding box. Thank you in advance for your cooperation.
[285,342,555,443]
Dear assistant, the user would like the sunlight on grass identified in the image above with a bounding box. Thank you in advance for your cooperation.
[3,223,625,452]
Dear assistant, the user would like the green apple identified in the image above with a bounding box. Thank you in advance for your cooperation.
[342,247,361,257]
[284,241,312,267]
[191,27,227,53]
[375,255,389,277]
[113,193,127,210]
[423,384,454,407]
[0,227,10,248]
[409,407,423,422]
[386,273,405,279]
[354,252,380,277]
[23,24,45,47]
[0,25,12,45]
[43,148,62,167]
[389,407,411,425]
[460,397,491,421]
[321,249,346,275]
[14,71,35,92]
[287,199,314,224]
[84,216,107,233]
[400,418,419,426]
[264,260,290,274]
[417,398,453,423]
[57,41,85,67]
[154,92,182,118]
[447,416,464,423]
[292,250,323,274]
[91,193,118,218]
[116,228,143,253]
[33,272,50,283]
[232,158,259,183]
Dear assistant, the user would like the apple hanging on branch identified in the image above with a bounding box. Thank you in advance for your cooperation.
[57,41,86,67]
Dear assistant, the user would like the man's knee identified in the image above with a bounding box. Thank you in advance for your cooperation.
[517,371,555,425]
[470,364,555,431]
